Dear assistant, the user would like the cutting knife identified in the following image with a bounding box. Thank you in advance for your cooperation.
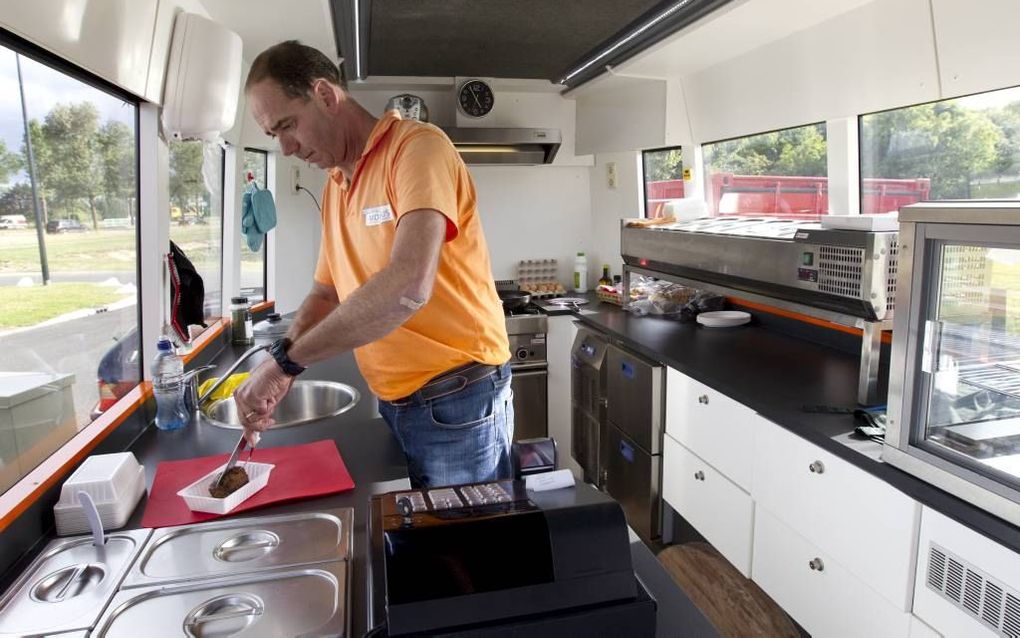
[215,433,248,488]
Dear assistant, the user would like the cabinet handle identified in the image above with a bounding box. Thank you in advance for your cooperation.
[808,558,824,572]
[808,460,825,474]
[698,395,709,405]
[694,470,705,481]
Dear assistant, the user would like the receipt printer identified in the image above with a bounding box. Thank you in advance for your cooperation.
[368,480,656,636]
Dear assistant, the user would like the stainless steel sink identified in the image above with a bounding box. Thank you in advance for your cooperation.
[201,380,360,429]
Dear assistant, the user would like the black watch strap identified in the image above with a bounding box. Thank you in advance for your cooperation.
[270,338,306,376]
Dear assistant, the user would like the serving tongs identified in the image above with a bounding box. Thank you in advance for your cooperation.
[214,432,258,489]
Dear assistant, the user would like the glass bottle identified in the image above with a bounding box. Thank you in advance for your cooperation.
[230,296,253,345]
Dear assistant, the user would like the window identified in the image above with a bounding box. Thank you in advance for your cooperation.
[860,86,1020,213]
[642,146,684,218]
[168,141,223,320]
[703,123,828,219]
[0,39,140,493]
[241,149,268,301]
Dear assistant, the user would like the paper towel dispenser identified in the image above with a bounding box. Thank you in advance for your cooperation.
[161,12,242,141]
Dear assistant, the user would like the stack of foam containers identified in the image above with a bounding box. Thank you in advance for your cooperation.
[53,453,145,536]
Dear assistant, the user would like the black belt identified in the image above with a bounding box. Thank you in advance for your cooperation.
[416,362,501,402]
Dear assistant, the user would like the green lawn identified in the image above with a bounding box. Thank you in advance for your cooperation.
[0,224,263,274]
[0,283,128,328]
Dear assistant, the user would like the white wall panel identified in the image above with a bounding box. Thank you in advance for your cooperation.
[589,151,642,280]
[575,76,668,155]
[931,0,1020,99]
[271,156,325,314]
[469,166,592,282]
[0,0,158,98]
[684,0,939,143]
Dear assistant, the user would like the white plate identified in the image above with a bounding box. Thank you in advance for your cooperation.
[696,310,751,327]
[547,297,589,306]
[177,461,274,515]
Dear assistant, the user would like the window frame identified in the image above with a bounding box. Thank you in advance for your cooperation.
[242,147,269,302]
[0,26,146,525]
[641,144,685,218]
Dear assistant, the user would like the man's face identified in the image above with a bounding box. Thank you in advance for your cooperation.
[248,79,340,169]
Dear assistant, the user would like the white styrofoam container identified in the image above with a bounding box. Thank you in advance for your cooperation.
[177,461,274,514]
[57,453,141,506]
[54,466,146,535]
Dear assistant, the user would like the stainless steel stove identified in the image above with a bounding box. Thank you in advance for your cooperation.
[502,296,548,442]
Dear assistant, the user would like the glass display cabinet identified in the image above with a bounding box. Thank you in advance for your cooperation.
[885,201,1020,526]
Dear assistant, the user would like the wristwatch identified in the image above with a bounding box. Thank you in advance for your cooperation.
[269,338,306,376]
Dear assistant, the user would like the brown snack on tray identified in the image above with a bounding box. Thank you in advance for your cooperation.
[208,466,250,498]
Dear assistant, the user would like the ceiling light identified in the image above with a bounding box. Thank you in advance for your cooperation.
[560,0,694,84]
[353,0,362,79]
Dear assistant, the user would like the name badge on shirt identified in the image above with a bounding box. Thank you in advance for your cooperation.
[362,204,394,227]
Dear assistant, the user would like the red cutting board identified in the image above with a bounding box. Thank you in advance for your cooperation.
[141,439,355,528]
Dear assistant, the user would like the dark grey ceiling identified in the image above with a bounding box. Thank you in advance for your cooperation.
[331,0,734,88]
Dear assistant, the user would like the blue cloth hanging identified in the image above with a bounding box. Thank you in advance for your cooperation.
[241,181,277,251]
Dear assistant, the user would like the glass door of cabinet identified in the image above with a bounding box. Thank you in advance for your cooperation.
[916,236,1020,492]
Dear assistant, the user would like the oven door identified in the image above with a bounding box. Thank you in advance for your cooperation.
[510,365,548,442]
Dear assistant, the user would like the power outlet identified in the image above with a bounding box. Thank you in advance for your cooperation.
[290,166,301,194]
[606,161,618,189]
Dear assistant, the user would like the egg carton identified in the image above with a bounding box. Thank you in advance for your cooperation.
[518,259,564,298]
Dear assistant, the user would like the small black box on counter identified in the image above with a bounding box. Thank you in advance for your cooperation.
[367,480,656,636]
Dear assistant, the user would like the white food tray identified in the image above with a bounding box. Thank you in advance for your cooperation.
[177,461,274,514]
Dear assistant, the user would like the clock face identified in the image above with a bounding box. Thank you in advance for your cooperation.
[458,80,494,118]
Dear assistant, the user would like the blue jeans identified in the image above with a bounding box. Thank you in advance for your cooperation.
[378,362,514,488]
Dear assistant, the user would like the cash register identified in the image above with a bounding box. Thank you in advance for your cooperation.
[367,479,656,636]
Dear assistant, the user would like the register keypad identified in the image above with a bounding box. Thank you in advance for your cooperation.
[460,483,512,506]
[427,488,464,510]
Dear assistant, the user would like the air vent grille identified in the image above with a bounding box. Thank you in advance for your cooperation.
[886,240,898,313]
[927,543,1020,637]
[817,246,864,299]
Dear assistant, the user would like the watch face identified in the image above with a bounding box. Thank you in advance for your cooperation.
[458,80,494,118]
[386,94,428,122]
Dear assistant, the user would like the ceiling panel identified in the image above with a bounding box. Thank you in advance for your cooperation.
[337,0,662,81]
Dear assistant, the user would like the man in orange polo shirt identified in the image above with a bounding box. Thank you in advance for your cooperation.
[234,41,513,488]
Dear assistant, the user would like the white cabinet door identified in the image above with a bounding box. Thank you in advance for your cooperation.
[0,0,157,98]
[665,367,755,490]
[663,433,754,576]
[912,506,1020,638]
[753,418,920,610]
[753,508,912,638]
[547,315,581,478]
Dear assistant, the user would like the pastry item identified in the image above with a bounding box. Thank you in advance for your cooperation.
[208,466,250,498]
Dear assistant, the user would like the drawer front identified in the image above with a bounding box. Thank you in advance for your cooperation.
[606,345,663,453]
[663,434,753,576]
[753,419,919,610]
[912,506,1019,638]
[665,367,754,489]
[603,424,660,541]
[753,508,911,638]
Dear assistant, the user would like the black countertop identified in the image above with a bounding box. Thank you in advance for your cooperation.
[539,295,1020,554]
[121,343,717,637]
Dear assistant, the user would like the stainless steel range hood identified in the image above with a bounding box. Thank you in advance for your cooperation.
[442,127,561,165]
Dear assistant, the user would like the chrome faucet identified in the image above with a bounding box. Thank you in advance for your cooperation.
[194,343,271,407]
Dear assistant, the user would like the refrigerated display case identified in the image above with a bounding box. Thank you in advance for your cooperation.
[884,201,1020,527]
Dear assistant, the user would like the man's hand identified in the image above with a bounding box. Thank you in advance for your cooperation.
[234,358,295,444]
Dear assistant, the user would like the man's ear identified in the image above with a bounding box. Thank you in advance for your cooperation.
[312,79,342,109]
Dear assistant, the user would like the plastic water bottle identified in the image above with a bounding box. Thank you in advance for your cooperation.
[152,336,187,431]
[573,252,588,293]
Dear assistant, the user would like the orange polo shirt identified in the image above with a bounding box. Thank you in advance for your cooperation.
[314,111,510,400]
